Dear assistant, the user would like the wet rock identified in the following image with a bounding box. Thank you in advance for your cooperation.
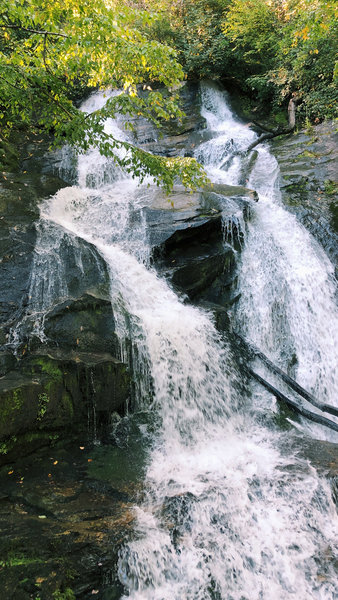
[131,82,207,157]
[144,183,256,306]
[0,350,17,376]
[0,438,138,599]
[290,436,338,508]
[292,437,338,480]
[0,138,72,337]
[0,350,130,463]
[43,293,119,355]
[271,121,338,274]
[162,492,197,547]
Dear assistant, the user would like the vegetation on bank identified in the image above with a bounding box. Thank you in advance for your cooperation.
[144,0,337,123]
[1,0,337,185]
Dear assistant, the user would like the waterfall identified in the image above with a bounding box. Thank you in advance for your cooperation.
[197,81,338,442]
[26,84,337,599]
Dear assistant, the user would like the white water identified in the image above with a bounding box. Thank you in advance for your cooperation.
[25,84,338,598]
[198,82,338,442]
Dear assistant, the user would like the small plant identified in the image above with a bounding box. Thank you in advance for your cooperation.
[52,589,76,600]
[324,180,338,196]
[0,436,17,455]
[0,441,8,455]
[304,116,314,136]
[37,393,49,420]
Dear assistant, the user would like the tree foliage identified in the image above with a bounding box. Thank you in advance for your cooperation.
[222,0,337,120]
[142,0,337,122]
[0,0,208,191]
[1,0,336,175]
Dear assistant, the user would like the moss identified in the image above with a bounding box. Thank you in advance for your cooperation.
[0,554,44,568]
[324,179,338,196]
[61,393,74,420]
[298,150,320,159]
[0,431,59,459]
[33,358,63,384]
[37,392,50,421]
[0,389,24,425]
[52,590,76,600]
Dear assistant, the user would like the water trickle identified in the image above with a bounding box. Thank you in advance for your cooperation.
[19,84,338,599]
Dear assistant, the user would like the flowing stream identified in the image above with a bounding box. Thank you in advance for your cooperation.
[24,83,337,598]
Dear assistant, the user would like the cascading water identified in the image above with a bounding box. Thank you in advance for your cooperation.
[197,81,338,443]
[21,83,337,599]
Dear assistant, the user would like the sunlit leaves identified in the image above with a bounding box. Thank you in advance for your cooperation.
[0,0,207,190]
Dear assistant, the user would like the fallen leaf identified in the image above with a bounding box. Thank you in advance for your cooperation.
[53,460,58,465]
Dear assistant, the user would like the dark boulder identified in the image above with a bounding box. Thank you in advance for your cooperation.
[0,349,130,463]
[131,81,207,157]
[144,183,256,307]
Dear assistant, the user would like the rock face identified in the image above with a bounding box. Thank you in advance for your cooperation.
[0,141,131,461]
[0,432,141,599]
[143,183,256,311]
[271,121,338,274]
[131,81,208,157]
[0,350,129,462]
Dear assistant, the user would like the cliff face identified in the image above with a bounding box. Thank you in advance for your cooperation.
[271,121,338,275]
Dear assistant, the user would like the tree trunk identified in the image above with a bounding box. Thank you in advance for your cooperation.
[234,331,338,418]
[246,96,298,153]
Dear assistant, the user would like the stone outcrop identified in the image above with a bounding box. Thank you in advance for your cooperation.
[141,183,256,313]
[0,349,129,464]
[131,81,208,157]
[0,141,130,459]
[271,121,338,274]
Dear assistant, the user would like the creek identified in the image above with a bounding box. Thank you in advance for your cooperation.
[24,82,338,598]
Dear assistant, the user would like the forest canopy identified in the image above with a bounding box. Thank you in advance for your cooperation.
[1,0,337,188]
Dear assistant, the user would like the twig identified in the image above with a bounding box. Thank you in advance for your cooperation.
[0,24,68,38]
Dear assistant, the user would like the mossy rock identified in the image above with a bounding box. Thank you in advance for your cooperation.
[0,350,130,462]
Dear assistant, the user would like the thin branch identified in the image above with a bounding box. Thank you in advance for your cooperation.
[246,368,338,434]
[0,24,68,38]
[42,32,53,75]
[0,73,22,92]
[246,97,297,153]
[250,119,275,133]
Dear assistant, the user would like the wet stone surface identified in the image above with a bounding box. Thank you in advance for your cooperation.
[271,121,338,275]
[0,420,148,600]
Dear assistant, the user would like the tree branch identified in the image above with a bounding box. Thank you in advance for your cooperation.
[246,96,298,152]
[0,24,68,38]
[246,368,338,434]
[234,331,338,418]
